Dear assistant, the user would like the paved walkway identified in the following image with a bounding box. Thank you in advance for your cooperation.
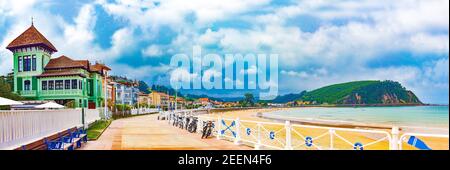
[80,114,251,150]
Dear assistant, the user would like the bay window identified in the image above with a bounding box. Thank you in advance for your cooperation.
[65,80,71,89]
[55,80,63,90]
[48,80,54,90]
[72,79,77,89]
[42,81,47,90]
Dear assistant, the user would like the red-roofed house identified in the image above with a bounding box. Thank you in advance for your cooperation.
[6,23,111,108]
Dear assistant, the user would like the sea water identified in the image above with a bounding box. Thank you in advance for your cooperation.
[267,106,449,129]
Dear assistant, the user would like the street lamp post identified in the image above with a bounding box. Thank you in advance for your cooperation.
[104,71,108,120]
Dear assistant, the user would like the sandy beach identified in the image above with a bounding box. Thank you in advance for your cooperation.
[201,108,449,150]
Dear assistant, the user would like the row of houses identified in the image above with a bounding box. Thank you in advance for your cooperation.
[6,23,242,110]
[137,91,187,110]
[137,92,242,109]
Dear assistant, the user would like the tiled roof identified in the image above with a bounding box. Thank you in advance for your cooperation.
[37,69,86,78]
[199,98,209,102]
[91,63,111,72]
[39,55,112,77]
[44,55,90,70]
[6,24,57,52]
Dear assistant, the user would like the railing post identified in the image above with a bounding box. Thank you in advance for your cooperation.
[184,112,187,128]
[82,108,87,129]
[196,116,201,134]
[234,118,242,145]
[255,123,262,150]
[284,121,293,150]
[217,116,222,140]
[391,126,400,150]
[329,129,335,150]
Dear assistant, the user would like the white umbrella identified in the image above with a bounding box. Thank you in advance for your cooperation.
[35,102,65,109]
[0,97,23,106]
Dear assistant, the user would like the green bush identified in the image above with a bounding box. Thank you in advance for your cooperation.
[115,104,132,111]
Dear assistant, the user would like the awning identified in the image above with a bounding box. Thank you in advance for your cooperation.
[34,102,65,109]
[0,97,23,106]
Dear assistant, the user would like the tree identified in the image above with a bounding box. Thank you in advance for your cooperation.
[138,81,150,93]
[242,93,255,107]
[0,76,22,110]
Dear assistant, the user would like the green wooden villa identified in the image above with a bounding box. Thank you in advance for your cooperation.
[6,23,110,108]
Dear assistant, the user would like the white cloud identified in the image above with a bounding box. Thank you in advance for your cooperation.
[239,65,257,75]
[409,33,449,54]
[142,45,163,57]
[96,0,271,31]
[0,1,138,75]
[1,0,448,103]
[110,63,171,81]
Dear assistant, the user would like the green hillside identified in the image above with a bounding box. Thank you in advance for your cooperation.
[299,80,422,105]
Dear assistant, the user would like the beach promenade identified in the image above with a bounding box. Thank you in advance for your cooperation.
[80,114,250,150]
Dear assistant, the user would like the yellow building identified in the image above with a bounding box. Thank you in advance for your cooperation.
[138,92,151,106]
[150,91,169,108]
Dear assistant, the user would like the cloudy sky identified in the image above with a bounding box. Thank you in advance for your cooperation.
[0,0,448,103]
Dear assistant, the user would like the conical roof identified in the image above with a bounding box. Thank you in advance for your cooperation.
[6,24,57,52]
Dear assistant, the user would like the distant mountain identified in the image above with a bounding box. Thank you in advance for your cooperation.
[300,80,422,105]
[151,85,183,97]
[184,94,242,102]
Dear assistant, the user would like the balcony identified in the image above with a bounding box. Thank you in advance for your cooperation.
[40,89,83,97]
[19,90,36,97]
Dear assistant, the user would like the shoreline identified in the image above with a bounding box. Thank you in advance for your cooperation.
[260,113,393,130]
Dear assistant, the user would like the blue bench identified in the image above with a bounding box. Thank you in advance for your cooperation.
[18,127,88,150]
[68,128,88,148]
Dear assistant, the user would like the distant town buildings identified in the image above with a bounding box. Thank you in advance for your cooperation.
[138,92,152,106]
[4,22,262,111]
[113,79,139,106]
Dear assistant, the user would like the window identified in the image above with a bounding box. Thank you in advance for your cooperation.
[18,57,22,72]
[64,80,71,89]
[24,80,31,91]
[32,55,36,71]
[55,80,63,90]
[42,81,47,90]
[72,79,77,89]
[23,56,31,71]
[23,56,27,71]
[48,80,54,90]
[79,80,82,90]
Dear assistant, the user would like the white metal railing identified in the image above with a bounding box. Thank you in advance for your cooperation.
[0,108,102,150]
[187,114,448,150]
[85,109,101,124]
[40,89,83,96]
[130,108,159,115]
[19,90,36,96]
[0,109,82,149]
